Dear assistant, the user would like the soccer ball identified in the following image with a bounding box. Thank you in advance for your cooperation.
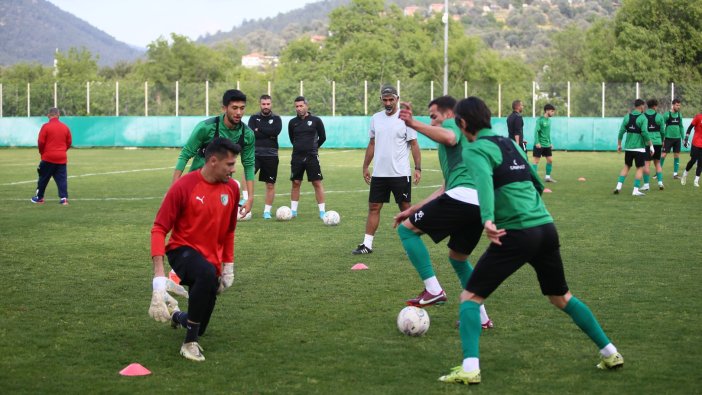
[237,210,252,221]
[397,306,430,336]
[276,206,293,221]
[322,210,341,226]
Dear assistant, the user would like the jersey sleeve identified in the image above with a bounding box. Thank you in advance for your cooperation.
[176,121,208,171]
[316,118,326,147]
[242,126,256,181]
[467,142,497,225]
[150,182,186,257]
[222,181,239,263]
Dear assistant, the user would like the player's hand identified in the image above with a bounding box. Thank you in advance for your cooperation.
[221,263,235,290]
[484,220,507,246]
[148,276,171,323]
[393,207,414,228]
[535,143,541,149]
[683,139,689,148]
[398,102,413,123]
[166,278,188,299]
[617,144,622,153]
[363,168,371,185]
[240,199,253,217]
[413,169,421,185]
[649,145,655,156]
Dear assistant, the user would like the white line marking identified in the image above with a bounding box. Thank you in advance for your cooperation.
[1,167,172,186]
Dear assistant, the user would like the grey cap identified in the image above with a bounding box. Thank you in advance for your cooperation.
[380,85,398,97]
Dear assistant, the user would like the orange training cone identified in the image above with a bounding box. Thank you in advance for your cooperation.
[119,363,151,376]
[351,263,369,270]
[169,269,181,285]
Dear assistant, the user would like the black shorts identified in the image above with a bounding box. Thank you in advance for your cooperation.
[645,145,662,161]
[369,176,411,204]
[465,222,569,299]
[256,155,279,184]
[691,146,702,160]
[290,154,323,182]
[663,138,681,154]
[408,194,483,255]
[624,151,646,168]
[533,146,552,158]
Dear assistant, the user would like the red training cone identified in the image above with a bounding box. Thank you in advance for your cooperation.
[119,363,151,376]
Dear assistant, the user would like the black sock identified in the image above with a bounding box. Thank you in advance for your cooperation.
[185,321,200,343]
[172,311,189,327]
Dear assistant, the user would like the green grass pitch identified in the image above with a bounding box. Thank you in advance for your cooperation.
[0,148,700,394]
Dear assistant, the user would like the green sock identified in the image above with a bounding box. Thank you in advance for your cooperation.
[459,300,482,359]
[546,163,553,176]
[562,296,611,349]
[674,158,679,173]
[449,257,474,288]
[617,175,626,183]
[660,157,666,167]
[643,173,650,184]
[657,172,663,181]
[397,224,434,280]
[634,179,641,187]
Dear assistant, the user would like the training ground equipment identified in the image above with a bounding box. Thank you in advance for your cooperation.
[322,210,341,225]
[397,306,430,336]
[276,206,293,221]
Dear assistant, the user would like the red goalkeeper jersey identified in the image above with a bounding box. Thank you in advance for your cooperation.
[151,171,240,275]
[690,114,702,148]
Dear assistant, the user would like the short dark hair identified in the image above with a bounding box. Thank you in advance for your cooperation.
[634,99,645,107]
[294,96,307,103]
[512,100,522,110]
[454,96,492,134]
[672,98,681,105]
[222,89,247,106]
[260,94,272,101]
[646,98,658,108]
[544,103,555,112]
[205,137,241,160]
[48,107,60,116]
[428,96,457,113]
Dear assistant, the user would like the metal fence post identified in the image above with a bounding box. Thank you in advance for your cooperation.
[498,83,502,118]
[54,82,57,108]
[567,81,571,118]
[86,81,90,115]
[116,81,120,116]
[532,81,536,118]
[364,80,368,116]
[175,80,179,117]
[332,80,336,116]
[205,81,209,117]
[601,82,606,118]
[145,81,149,117]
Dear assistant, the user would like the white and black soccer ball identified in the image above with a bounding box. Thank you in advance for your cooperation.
[397,306,430,336]
[322,210,341,226]
[276,206,293,221]
[237,210,252,221]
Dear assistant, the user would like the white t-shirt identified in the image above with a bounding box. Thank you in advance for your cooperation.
[369,110,418,177]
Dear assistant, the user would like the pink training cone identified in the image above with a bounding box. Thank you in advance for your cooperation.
[168,269,181,285]
[351,263,369,270]
[543,188,552,193]
[119,363,151,376]
[578,177,586,181]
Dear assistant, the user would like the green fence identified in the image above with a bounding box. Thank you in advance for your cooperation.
[0,115,693,151]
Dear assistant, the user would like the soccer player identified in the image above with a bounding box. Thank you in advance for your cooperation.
[438,96,623,385]
[394,96,492,328]
[506,99,527,154]
[641,99,666,190]
[248,94,282,219]
[352,86,421,255]
[288,96,327,219]
[661,99,685,179]
[613,99,655,196]
[150,138,241,362]
[31,107,72,205]
[680,111,702,187]
[172,89,255,217]
[532,104,556,182]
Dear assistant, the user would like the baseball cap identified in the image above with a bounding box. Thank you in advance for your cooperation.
[380,85,398,97]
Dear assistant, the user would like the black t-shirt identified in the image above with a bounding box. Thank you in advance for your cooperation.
[288,113,326,156]
[248,112,282,156]
[506,111,524,141]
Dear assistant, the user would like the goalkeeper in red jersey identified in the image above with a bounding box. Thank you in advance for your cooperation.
[150,138,241,362]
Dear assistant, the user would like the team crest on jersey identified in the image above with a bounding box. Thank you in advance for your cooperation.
[307,120,312,126]
[413,210,424,222]
[220,194,229,206]
[269,119,274,124]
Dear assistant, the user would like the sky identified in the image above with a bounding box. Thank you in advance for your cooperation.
[48,0,319,48]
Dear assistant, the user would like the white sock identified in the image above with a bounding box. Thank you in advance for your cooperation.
[683,170,688,176]
[462,357,480,372]
[242,191,249,201]
[423,276,442,295]
[318,203,326,212]
[479,305,490,325]
[616,182,622,190]
[291,201,298,211]
[695,176,700,184]
[363,234,374,249]
[643,183,650,188]
[264,204,272,213]
[599,343,617,358]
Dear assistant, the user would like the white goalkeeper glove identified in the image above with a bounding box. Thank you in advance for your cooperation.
[217,263,235,294]
[149,276,171,323]
[649,145,655,156]
[166,278,188,299]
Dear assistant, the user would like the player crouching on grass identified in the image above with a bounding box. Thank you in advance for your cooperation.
[149,138,241,362]
[438,97,623,385]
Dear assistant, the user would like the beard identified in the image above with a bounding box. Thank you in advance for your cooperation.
[384,105,394,113]
[261,108,271,116]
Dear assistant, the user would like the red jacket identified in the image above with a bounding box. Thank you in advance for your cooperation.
[38,118,72,164]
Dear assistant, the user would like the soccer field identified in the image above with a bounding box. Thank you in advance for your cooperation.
[0,148,700,394]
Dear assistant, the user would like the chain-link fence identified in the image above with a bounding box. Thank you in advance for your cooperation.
[1,80,701,117]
